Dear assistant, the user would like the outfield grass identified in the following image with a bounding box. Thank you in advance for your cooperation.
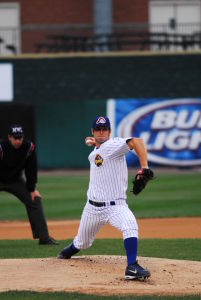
[0,291,200,300]
[0,173,200,220]
[0,239,200,261]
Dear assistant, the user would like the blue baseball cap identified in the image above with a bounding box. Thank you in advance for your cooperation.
[92,116,111,130]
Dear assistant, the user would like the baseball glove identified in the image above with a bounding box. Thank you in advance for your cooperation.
[132,168,154,195]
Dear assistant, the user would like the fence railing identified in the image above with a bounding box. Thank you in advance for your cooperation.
[0,23,201,55]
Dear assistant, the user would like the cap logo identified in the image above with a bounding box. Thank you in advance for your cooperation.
[96,117,106,125]
[12,127,23,133]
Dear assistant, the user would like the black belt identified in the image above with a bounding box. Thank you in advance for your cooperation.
[89,199,115,207]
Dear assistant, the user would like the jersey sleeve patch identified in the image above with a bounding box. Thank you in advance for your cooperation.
[27,142,35,158]
[0,144,3,160]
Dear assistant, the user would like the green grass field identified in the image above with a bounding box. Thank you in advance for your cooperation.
[0,239,200,261]
[0,173,200,220]
[0,172,200,300]
[0,292,200,300]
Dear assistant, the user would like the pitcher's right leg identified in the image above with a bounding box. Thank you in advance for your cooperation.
[57,203,103,259]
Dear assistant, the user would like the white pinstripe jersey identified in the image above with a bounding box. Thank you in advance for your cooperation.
[87,137,131,202]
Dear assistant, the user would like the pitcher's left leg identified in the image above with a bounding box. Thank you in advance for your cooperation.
[109,204,150,280]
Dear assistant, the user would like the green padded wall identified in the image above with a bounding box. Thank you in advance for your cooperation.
[1,53,201,103]
[35,100,105,168]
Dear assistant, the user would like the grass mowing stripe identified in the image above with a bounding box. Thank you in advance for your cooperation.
[0,239,200,261]
[0,291,200,300]
[0,173,200,220]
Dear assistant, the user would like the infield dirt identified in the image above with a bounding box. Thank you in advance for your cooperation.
[0,217,201,239]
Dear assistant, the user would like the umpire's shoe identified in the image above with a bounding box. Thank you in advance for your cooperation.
[125,261,150,280]
[57,242,80,259]
[39,236,59,245]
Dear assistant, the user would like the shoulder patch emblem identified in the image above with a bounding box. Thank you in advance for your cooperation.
[95,154,103,167]
[0,144,3,160]
[27,142,35,158]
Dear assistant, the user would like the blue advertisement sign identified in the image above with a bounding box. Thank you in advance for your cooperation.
[107,99,201,167]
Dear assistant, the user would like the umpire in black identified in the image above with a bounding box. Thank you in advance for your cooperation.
[0,124,58,245]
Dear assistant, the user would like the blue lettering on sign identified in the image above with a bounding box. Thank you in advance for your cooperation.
[110,99,201,167]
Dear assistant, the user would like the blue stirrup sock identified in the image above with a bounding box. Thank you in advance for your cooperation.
[124,237,138,266]
[72,243,79,253]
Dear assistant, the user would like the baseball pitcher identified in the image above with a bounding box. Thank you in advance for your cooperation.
[57,116,153,280]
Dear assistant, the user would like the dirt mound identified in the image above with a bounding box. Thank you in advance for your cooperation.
[0,256,201,296]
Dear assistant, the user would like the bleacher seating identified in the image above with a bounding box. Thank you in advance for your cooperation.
[35,31,201,53]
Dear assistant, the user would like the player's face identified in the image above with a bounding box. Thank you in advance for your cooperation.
[8,135,24,149]
[92,127,111,145]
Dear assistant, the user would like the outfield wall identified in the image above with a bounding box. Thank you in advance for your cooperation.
[0,52,201,168]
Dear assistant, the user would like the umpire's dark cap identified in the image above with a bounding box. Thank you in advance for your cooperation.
[92,116,111,130]
[9,125,24,138]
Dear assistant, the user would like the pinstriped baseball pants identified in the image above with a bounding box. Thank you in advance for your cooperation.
[73,201,138,250]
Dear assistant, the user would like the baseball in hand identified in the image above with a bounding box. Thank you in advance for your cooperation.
[85,137,95,146]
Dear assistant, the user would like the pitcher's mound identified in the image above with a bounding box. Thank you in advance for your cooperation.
[0,256,200,296]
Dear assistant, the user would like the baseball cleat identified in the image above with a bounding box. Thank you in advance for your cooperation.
[125,261,150,280]
[39,236,59,245]
[57,242,79,259]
